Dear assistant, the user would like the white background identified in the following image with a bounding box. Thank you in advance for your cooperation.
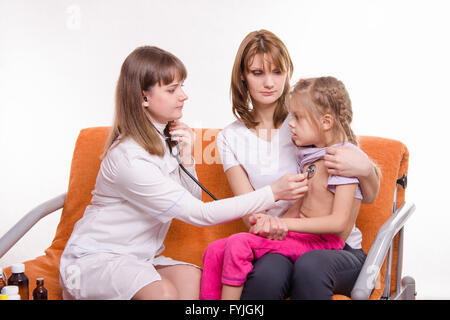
[1,0,449,299]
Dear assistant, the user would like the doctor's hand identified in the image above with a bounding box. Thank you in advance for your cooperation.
[270,173,308,202]
[169,121,195,166]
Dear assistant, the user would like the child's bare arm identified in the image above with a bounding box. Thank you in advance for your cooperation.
[249,197,304,239]
[249,214,288,240]
[282,184,358,235]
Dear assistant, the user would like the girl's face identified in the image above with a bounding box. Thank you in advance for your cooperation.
[244,53,287,109]
[288,97,322,147]
[143,78,188,124]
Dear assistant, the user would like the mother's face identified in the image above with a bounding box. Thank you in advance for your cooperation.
[244,53,287,109]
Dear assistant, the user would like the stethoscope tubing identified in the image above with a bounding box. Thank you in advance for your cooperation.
[171,140,218,201]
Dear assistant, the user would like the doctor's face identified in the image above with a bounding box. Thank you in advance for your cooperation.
[143,78,188,124]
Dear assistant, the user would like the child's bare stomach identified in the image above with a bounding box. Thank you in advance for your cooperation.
[300,160,334,218]
[298,160,355,241]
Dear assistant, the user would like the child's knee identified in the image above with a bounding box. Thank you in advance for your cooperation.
[226,232,261,251]
[203,238,226,262]
[226,232,252,244]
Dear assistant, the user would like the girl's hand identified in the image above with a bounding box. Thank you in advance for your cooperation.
[169,121,195,165]
[324,145,372,178]
[248,214,288,240]
[270,173,308,201]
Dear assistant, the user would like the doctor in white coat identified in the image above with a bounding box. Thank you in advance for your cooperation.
[59,45,308,300]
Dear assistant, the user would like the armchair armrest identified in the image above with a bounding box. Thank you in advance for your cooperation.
[351,201,415,300]
[0,192,67,259]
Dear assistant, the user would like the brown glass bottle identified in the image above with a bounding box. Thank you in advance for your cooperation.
[0,268,7,292]
[8,263,29,300]
[32,278,48,300]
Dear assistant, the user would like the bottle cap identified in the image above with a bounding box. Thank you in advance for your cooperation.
[11,263,25,274]
[0,294,8,300]
[1,285,19,295]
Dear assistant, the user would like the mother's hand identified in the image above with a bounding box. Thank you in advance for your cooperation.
[324,145,372,178]
[248,213,288,240]
[325,144,380,203]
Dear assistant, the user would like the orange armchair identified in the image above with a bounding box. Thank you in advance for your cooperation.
[0,127,416,300]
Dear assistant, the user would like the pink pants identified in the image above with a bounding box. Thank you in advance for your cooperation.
[200,231,344,300]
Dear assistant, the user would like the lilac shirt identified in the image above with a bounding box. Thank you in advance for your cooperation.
[296,143,364,200]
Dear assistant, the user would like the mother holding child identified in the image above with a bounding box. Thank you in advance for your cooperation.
[59,29,379,300]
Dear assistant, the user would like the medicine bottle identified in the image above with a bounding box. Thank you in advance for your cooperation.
[0,268,7,291]
[32,278,48,300]
[1,286,20,300]
[8,263,29,300]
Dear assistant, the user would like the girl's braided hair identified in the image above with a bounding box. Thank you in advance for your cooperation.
[292,76,358,146]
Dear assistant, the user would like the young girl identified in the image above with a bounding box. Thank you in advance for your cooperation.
[200,76,368,300]
[215,30,379,299]
[58,45,308,300]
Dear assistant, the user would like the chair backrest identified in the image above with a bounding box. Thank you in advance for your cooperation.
[49,127,408,298]
[357,136,409,297]
[50,127,111,252]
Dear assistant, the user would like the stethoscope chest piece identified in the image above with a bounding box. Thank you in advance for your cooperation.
[305,164,317,179]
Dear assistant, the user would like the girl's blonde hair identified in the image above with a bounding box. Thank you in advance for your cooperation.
[291,77,358,146]
[230,30,293,129]
[102,46,187,158]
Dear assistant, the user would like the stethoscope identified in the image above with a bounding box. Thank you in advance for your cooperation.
[161,123,317,200]
[155,122,218,201]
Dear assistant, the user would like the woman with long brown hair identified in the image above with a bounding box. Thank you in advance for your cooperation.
[59,45,307,300]
[213,30,380,299]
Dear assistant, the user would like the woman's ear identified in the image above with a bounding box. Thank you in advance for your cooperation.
[321,114,334,131]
